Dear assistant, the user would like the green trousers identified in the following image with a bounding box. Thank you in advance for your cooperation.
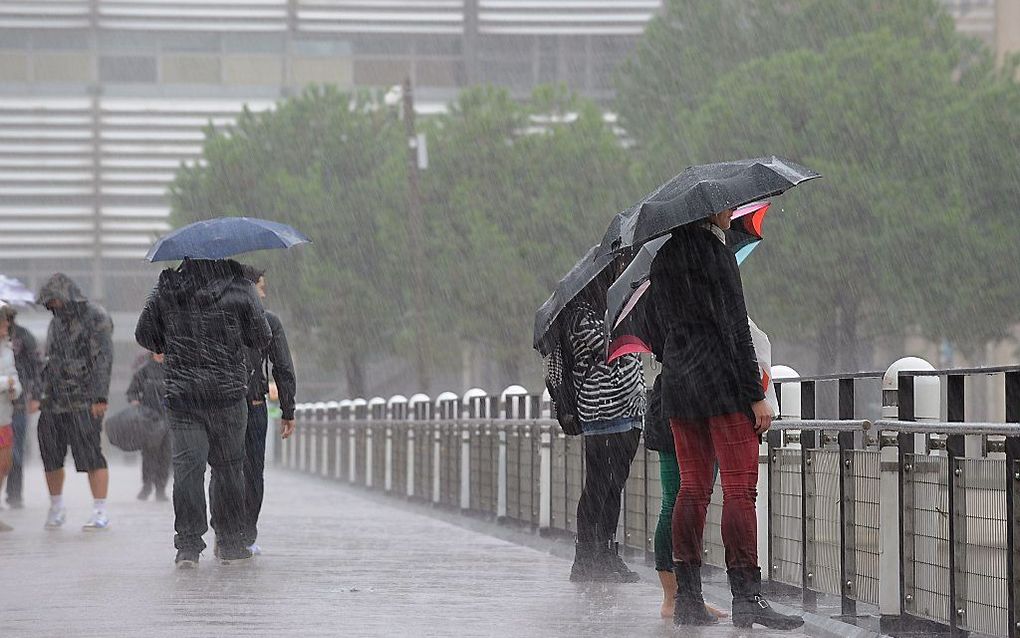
[655,450,680,571]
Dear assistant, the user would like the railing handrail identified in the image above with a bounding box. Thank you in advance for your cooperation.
[900,364,1020,377]
[774,371,886,383]
[874,419,1020,436]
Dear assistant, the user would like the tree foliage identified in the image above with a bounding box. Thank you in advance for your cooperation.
[617,0,1020,371]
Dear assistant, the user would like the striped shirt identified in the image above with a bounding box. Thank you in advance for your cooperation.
[568,301,646,425]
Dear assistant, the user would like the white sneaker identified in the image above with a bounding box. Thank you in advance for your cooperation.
[44,506,66,529]
[247,544,262,556]
[82,510,110,531]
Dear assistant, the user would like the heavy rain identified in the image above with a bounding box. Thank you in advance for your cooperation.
[1,1,1018,637]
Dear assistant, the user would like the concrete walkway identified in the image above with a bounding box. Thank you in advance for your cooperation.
[2,463,814,637]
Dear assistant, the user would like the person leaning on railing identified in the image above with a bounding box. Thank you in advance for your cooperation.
[648,210,803,629]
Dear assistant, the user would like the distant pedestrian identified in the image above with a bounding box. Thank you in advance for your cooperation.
[135,258,271,568]
[650,211,802,629]
[2,304,41,509]
[127,351,170,501]
[566,271,645,583]
[35,274,114,532]
[233,265,296,555]
[0,303,24,531]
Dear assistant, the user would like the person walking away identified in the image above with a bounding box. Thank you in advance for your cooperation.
[0,303,24,531]
[135,258,271,568]
[566,274,645,583]
[36,274,114,532]
[236,265,296,555]
[650,211,802,629]
[3,304,41,509]
[127,351,170,501]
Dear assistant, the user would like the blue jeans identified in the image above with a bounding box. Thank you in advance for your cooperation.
[5,409,26,504]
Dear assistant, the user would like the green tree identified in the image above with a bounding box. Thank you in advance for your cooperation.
[617,0,1019,372]
[421,85,639,381]
[169,86,408,396]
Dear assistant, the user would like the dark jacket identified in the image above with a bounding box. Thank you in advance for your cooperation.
[10,322,41,411]
[134,259,272,412]
[246,310,296,420]
[37,274,114,413]
[649,225,764,420]
[127,358,167,417]
[643,374,673,453]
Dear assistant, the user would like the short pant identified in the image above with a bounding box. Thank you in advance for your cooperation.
[0,424,12,449]
[38,409,108,473]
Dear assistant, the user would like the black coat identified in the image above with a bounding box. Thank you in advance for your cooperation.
[246,310,297,420]
[135,259,272,412]
[649,226,764,420]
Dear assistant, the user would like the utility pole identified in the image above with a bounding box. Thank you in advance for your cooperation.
[402,77,430,391]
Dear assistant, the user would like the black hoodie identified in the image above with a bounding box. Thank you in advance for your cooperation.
[135,259,272,411]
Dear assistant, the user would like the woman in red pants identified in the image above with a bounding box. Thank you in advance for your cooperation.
[649,208,802,629]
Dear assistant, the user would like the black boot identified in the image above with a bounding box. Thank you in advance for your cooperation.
[728,567,804,630]
[673,562,719,626]
[597,541,640,583]
[569,541,598,582]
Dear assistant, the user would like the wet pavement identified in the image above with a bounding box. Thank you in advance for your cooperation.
[2,463,820,637]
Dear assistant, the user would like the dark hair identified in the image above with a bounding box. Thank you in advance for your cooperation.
[240,264,266,284]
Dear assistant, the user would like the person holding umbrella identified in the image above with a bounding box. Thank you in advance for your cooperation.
[0,299,42,509]
[534,249,645,582]
[136,216,309,568]
[651,211,802,629]
[0,303,23,531]
[564,265,645,583]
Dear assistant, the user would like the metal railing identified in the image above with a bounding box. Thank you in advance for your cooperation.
[280,364,1020,638]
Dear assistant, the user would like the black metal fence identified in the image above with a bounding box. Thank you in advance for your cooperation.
[279,364,1020,638]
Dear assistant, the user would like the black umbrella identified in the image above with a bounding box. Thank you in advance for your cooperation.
[595,156,819,257]
[605,202,769,362]
[533,245,614,356]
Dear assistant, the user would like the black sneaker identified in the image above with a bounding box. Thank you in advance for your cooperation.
[218,545,253,565]
[137,485,152,501]
[7,499,24,510]
[175,550,200,569]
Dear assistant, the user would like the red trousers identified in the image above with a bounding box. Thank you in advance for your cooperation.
[670,413,759,569]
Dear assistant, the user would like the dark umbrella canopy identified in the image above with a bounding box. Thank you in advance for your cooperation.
[596,156,818,257]
[145,217,311,262]
[533,245,614,356]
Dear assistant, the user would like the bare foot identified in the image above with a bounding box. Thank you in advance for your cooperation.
[660,601,674,619]
[706,603,728,618]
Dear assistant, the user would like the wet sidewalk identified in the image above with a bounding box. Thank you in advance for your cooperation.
[2,463,817,638]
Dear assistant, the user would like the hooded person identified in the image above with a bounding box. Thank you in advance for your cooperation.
[135,258,272,568]
[35,273,114,531]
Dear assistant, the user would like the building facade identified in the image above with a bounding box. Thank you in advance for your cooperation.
[0,0,1015,310]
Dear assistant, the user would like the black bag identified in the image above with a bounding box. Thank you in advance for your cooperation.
[544,342,582,436]
[543,316,598,437]
[106,404,168,452]
[642,373,673,453]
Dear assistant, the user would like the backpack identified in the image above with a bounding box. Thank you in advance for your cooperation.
[543,315,597,436]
